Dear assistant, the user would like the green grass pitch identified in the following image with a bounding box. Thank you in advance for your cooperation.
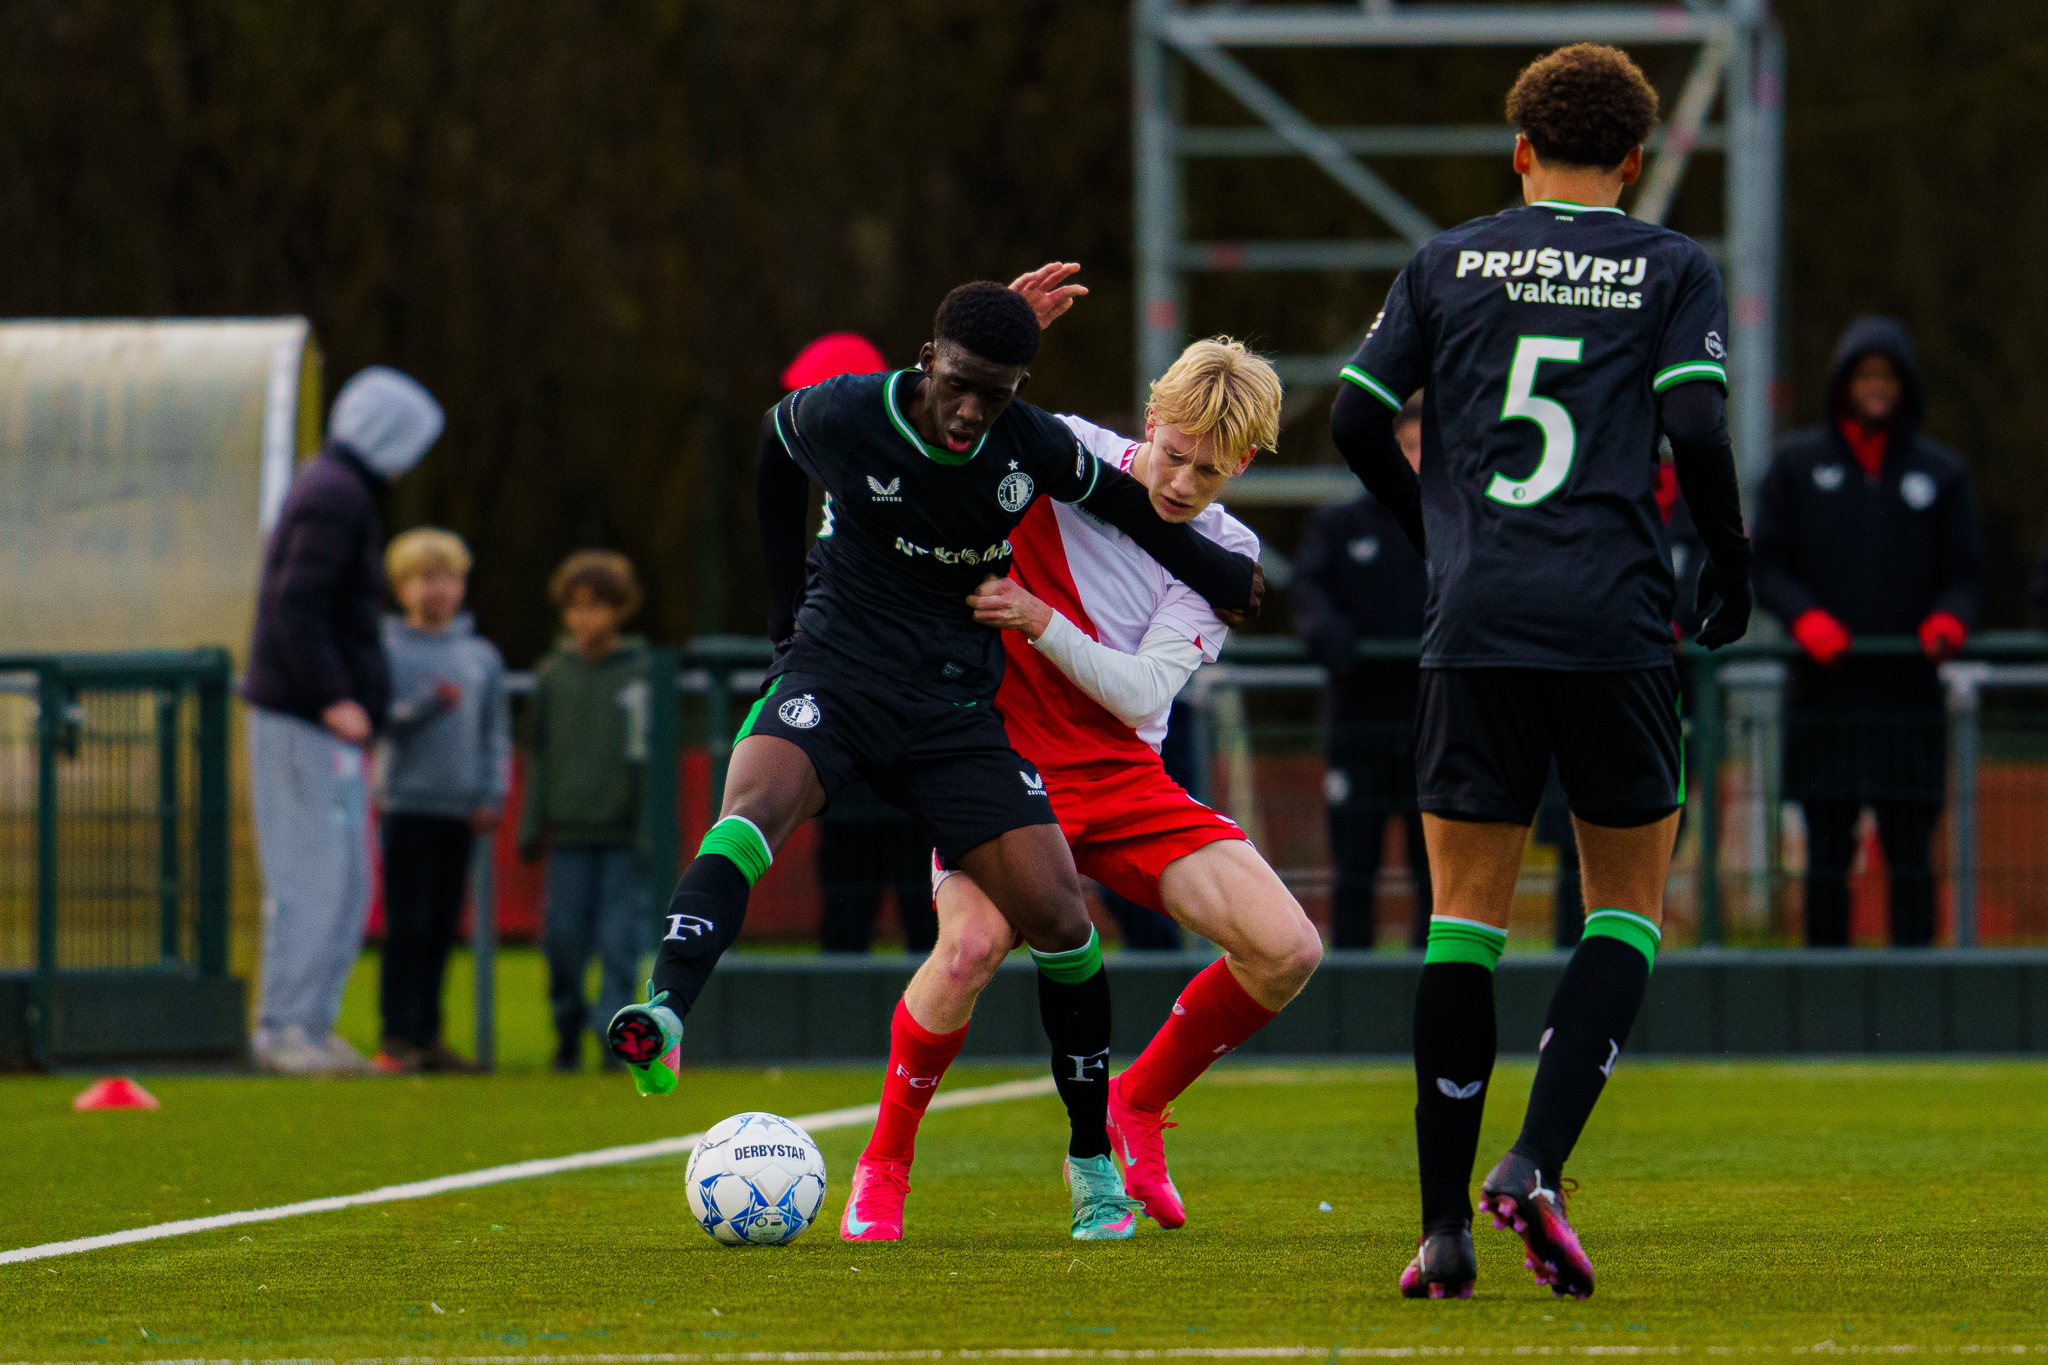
[4,1055,2046,1360]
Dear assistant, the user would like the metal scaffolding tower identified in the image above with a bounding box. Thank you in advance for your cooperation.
[1133,0,1785,490]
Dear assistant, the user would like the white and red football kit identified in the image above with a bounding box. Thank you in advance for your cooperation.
[980,414,1257,911]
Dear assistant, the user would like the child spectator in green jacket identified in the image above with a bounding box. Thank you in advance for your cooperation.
[519,551,651,1071]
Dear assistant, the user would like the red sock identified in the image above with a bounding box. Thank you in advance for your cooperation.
[863,999,968,1165]
[1118,959,1276,1113]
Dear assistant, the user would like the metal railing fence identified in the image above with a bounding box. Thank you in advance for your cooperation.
[0,650,231,1064]
[512,632,2048,952]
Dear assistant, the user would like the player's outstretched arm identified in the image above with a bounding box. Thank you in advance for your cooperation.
[756,407,811,643]
[1330,382,1425,556]
[1076,463,1261,619]
[969,575,1203,728]
[1661,381,1753,649]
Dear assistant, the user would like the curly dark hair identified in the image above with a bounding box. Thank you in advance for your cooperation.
[934,281,1040,367]
[549,549,642,618]
[1507,44,1659,171]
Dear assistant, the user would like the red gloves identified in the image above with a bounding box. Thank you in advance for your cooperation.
[1792,608,1852,666]
[1794,609,1966,664]
[1920,610,1968,662]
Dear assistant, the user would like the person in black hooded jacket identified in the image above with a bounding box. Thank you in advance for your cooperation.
[1753,316,1985,947]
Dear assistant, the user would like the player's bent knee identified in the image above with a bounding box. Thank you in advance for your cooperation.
[937,921,1014,991]
[1250,916,1323,996]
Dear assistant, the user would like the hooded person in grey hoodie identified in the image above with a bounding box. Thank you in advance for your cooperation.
[374,527,510,1071]
[245,366,444,1074]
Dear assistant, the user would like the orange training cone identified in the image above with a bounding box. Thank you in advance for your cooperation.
[73,1077,159,1111]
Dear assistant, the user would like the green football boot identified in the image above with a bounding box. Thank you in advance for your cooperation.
[605,983,684,1097]
[1064,1153,1140,1241]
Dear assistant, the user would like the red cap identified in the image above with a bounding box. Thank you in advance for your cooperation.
[782,333,888,391]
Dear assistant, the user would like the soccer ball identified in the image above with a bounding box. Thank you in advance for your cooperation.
[684,1111,828,1246]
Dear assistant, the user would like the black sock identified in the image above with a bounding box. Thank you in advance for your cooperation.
[1413,961,1497,1230]
[1038,964,1112,1159]
[1513,935,1649,1176]
[648,854,751,1017]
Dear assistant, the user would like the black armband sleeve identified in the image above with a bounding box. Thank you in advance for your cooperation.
[1330,383,1424,556]
[1659,382,1751,575]
[755,406,812,643]
[1077,462,1256,613]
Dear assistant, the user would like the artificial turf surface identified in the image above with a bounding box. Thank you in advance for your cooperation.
[4,1059,2046,1360]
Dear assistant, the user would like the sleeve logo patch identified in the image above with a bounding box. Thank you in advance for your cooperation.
[997,470,1035,513]
[1900,471,1938,510]
[776,694,822,730]
[1705,330,1726,360]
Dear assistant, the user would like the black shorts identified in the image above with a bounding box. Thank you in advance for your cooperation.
[735,662,1056,864]
[1415,664,1682,828]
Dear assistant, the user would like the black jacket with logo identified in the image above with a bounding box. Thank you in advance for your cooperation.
[1291,494,1428,724]
[1752,316,1985,800]
[1754,316,1985,713]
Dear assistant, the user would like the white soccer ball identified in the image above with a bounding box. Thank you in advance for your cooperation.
[684,1111,828,1247]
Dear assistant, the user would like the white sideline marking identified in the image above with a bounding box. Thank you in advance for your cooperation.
[0,1076,1057,1268]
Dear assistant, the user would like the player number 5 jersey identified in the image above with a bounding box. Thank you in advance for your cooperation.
[1344,200,1730,670]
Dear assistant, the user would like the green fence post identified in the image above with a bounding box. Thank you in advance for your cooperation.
[195,652,230,977]
[34,665,61,1068]
[157,689,182,963]
[1691,649,1723,947]
[643,647,682,917]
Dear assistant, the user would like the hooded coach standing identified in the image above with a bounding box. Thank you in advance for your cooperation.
[1753,317,1985,948]
[243,366,446,1071]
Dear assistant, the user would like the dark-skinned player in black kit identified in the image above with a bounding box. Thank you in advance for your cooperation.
[606,276,1263,1241]
[1330,45,1752,1300]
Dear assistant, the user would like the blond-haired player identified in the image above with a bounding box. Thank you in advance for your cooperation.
[842,329,1324,1241]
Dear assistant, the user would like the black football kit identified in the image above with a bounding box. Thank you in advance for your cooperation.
[1337,199,1749,824]
[749,368,1257,859]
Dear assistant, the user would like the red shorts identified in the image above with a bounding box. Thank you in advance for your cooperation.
[935,759,1245,916]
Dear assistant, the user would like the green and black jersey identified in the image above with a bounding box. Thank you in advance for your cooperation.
[1345,201,1730,670]
[766,370,1251,702]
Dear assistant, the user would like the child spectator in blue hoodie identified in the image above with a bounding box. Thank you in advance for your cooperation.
[374,528,510,1072]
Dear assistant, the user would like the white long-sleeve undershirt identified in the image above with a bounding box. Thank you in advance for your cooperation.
[1029,611,1206,731]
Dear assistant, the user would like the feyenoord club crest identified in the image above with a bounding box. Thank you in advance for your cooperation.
[997,470,1034,513]
[777,693,822,729]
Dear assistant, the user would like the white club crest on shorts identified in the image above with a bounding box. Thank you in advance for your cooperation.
[997,470,1035,513]
[777,693,822,729]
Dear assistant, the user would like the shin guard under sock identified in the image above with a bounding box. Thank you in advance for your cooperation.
[1119,958,1276,1113]
[865,999,968,1165]
[648,817,771,1016]
[1414,917,1504,1229]
[1512,911,1657,1176]
[1034,929,1112,1160]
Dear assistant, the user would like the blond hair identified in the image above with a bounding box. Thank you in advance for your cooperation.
[1146,337,1282,474]
[549,549,643,618]
[385,527,472,584]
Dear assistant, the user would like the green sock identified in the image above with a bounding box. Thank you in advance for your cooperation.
[696,816,771,885]
[1581,908,1660,972]
[1030,927,1103,984]
[1423,915,1507,971]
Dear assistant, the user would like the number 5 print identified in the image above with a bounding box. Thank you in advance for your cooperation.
[1486,335,1583,508]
